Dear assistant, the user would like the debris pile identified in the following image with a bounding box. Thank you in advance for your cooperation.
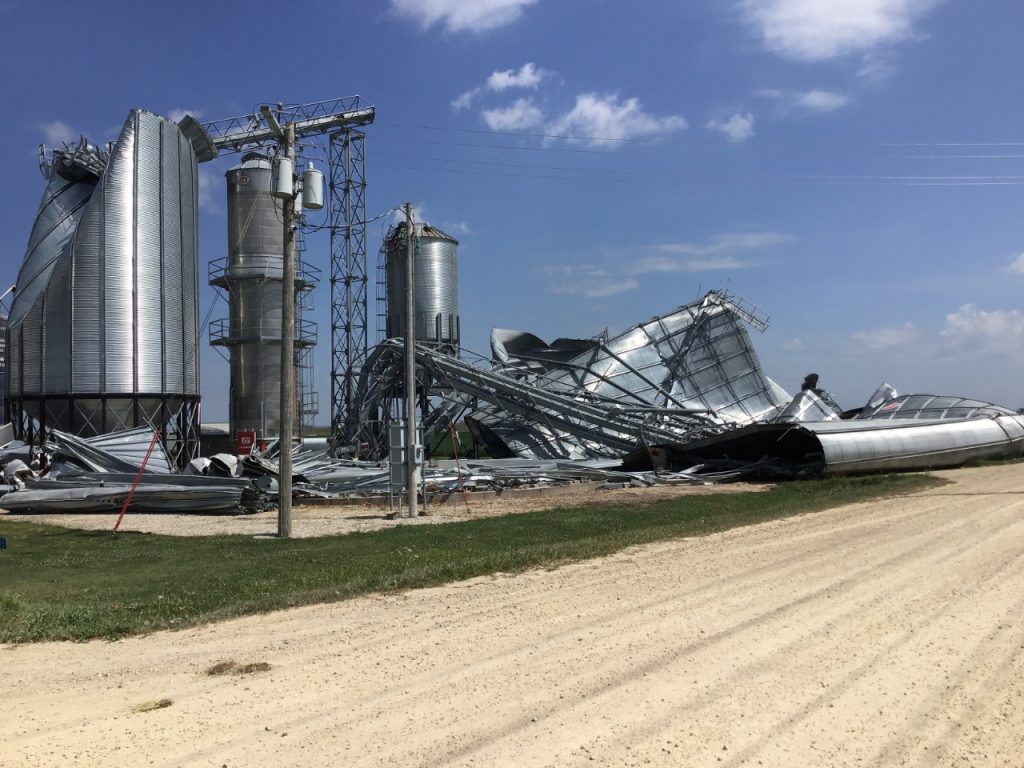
[349,290,1024,478]
[0,427,251,513]
[4,289,1023,516]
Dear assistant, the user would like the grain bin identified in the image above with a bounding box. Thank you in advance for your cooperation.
[384,222,460,353]
[5,110,201,464]
[210,153,314,440]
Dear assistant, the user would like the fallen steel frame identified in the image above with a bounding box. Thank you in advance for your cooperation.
[349,291,789,460]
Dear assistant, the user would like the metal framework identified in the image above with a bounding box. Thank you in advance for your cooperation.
[194,98,375,446]
[6,393,200,469]
[328,128,368,448]
[347,292,788,460]
[196,97,374,154]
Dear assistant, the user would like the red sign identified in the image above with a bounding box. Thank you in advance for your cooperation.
[236,430,257,455]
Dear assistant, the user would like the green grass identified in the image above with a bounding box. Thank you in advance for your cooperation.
[0,473,940,643]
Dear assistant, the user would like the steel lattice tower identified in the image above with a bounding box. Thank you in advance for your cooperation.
[328,128,368,449]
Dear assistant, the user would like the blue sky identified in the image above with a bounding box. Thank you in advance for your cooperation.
[2,0,1023,421]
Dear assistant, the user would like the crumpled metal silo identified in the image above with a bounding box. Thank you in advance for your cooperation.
[5,109,201,466]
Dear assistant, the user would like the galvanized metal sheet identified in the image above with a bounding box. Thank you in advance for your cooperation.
[6,109,201,430]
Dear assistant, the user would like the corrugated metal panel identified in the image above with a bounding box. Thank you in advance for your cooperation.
[103,113,137,393]
[42,246,72,392]
[161,120,183,393]
[180,129,199,396]
[20,303,41,393]
[136,112,164,393]
[6,320,19,397]
[386,224,459,348]
[814,416,1024,473]
[8,108,201,431]
[9,178,91,328]
[71,203,104,392]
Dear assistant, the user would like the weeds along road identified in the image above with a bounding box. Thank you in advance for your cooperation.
[3,464,1022,767]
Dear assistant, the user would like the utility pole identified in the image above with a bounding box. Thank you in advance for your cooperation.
[404,202,419,518]
[278,120,297,537]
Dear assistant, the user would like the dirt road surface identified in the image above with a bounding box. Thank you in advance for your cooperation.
[3,464,1023,767]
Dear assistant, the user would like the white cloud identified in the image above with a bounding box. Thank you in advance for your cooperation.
[546,93,686,148]
[1007,252,1024,274]
[654,231,794,256]
[796,89,851,111]
[738,0,941,61]
[635,232,792,273]
[167,107,202,123]
[389,201,429,227]
[856,50,894,80]
[759,88,851,113]
[706,112,756,143]
[481,98,544,131]
[538,231,788,297]
[781,337,805,351]
[390,0,537,33]
[453,62,550,112]
[851,321,919,352]
[636,255,745,273]
[447,221,473,235]
[539,264,638,298]
[451,88,481,112]
[486,62,548,91]
[940,305,1024,352]
[197,167,219,213]
[38,120,77,146]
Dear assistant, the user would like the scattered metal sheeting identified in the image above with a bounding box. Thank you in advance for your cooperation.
[45,428,172,474]
[0,423,32,466]
[0,423,16,447]
[0,472,250,513]
[775,390,842,423]
[78,427,173,473]
[424,458,728,491]
[856,394,1015,421]
[0,423,249,514]
[349,291,790,461]
[646,413,1024,477]
[241,450,724,500]
[470,292,790,459]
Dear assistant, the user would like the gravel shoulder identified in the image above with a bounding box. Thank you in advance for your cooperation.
[2,463,1022,767]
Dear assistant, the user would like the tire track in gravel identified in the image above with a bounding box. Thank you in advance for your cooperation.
[154,484,1022,766]
[5,486,956,753]
[433,501,1024,767]
[4,466,1022,768]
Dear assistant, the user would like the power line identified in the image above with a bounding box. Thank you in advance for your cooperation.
[374,120,1024,149]
[374,157,1024,186]
[372,133,1024,168]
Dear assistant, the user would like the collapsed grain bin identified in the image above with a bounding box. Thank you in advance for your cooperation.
[5,110,202,466]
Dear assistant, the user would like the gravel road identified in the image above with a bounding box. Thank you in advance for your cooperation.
[2,463,1022,767]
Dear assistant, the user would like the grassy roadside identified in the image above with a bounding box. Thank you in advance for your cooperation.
[0,473,940,643]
